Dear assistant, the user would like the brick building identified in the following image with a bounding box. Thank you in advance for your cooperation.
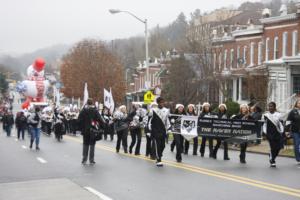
[212,2,300,111]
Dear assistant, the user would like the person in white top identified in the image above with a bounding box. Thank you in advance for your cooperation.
[262,102,284,167]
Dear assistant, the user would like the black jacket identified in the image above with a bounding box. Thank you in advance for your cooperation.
[15,115,27,129]
[78,106,104,145]
[287,109,300,133]
[2,114,14,126]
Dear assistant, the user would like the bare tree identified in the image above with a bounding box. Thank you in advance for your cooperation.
[60,39,126,104]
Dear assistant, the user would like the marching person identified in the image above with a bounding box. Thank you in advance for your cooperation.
[184,104,198,155]
[129,103,147,155]
[2,110,14,137]
[199,102,216,158]
[170,104,185,162]
[232,104,254,164]
[145,103,157,160]
[262,102,284,167]
[53,107,66,141]
[78,98,104,165]
[286,99,300,165]
[149,97,170,167]
[211,104,230,160]
[102,107,114,141]
[15,111,27,140]
[113,105,130,154]
[28,106,42,150]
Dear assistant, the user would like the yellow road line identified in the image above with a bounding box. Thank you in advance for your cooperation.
[65,136,300,198]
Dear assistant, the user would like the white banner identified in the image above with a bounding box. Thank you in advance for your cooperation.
[180,115,198,140]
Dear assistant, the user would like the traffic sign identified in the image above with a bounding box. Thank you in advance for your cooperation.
[144,90,155,104]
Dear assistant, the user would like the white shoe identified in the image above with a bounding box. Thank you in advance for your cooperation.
[270,163,276,168]
[156,162,163,167]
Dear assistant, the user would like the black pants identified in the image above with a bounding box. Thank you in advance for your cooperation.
[173,134,184,161]
[17,128,25,140]
[213,139,229,159]
[153,134,165,162]
[45,122,52,135]
[82,144,95,162]
[268,138,281,163]
[200,137,213,156]
[240,142,248,161]
[129,128,142,154]
[184,137,198,155]
[116,129,128,152]
[146,134,156,158]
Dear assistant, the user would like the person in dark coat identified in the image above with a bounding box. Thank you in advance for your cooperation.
[286,99,300,164]
[2,111,14,137]
[212,104,230,160]
[231,104,254,164]
[262,102,284,167]
[199,102,216,158]
[149,97,170,167]
[15,111,27,140]
[78,98,105,165]
[113,105,130,154]
[170,104,185,162]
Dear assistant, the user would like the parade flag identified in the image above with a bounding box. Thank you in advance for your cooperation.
[109,87,115,114]
[104,88,111,109]
[56,88,61,107]
[83,82,89,108]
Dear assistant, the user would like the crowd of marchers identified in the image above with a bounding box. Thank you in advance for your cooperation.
[79,97,300,168]
[1,96,300,169]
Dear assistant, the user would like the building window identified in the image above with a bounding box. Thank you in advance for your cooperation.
[265,38,270,61]
[213,53,216,71]
[224,50,228,70]
[293,76,300,95]
[218,53,222,71]
[282,32,288,57]
[237,46,240,68]
[230,49,234,69]
[250,42,255,66]
[243,46,247,66]
[292,30,298,56]
[274,37,279,59]
[258,42,262,65]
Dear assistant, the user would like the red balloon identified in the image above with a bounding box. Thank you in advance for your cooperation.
[21,101,30,109]
[33,58,45,72]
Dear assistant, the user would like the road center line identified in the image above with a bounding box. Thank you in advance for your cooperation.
[84,186,113,200]
[21,145,27,149]
[36,157,47,164]
[65,135,300,198]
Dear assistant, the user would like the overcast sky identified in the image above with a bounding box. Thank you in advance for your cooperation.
[0,0,258,55]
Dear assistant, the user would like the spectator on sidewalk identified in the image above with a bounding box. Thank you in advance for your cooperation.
[15,111,27,140]
[2,110,14,137]
[286,99,300,165]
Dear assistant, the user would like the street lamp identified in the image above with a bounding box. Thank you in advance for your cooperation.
[109,9,150,89]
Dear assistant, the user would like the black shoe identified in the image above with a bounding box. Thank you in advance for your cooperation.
[224,157,230,161]
[29,145,32,149]
[150,156,156,160]
[90,161,96,165]
[81,161,87,165]
[134,153,141,156]
[212,154,217,159]
[200,153,204,157]
[193,152,197,156]
[240,159,246,164]
[36,147,40,151]
[129,149,132,154]
[184,152,188,155]
[116,149,119,153]
[124,150,128,154]
[176,159,182,163]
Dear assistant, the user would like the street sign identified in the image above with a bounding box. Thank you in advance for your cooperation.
[144,90,155,104]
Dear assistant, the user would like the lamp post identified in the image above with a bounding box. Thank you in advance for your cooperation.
[109,9,150,89]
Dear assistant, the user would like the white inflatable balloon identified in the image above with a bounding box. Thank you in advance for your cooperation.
[22,80,50,98]
[27,65,44,77]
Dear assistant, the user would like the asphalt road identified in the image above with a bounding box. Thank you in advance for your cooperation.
[0,97,299,200]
